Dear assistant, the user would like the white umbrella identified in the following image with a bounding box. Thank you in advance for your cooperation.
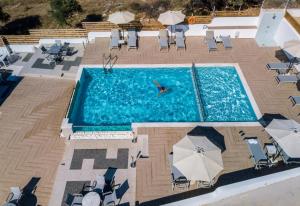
[108,11,135,24]
[173,135,223,183]
[158,11,185,41]
[158,11,186,26]
[283,40,300,61]
[108,11,135,38]
[265,119,300,158]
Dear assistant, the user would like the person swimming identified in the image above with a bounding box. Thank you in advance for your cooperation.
[153,80,168,96]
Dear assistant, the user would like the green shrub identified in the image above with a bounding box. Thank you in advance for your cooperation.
[50,0,82,26]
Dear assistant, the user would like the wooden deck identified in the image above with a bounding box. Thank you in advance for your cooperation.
[83,37,300,204]
[0,77,74,205]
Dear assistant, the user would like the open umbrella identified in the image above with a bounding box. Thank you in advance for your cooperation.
[283,40,300,64]
[173,135,223,183]
[108,11,135,38]
[158,11,185,41]
[265,119,300,158]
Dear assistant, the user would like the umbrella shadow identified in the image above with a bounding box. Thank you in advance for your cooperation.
[275,49,290,62]
[166,24,190,33]
[258,113,288,127]
[187,126,226,152]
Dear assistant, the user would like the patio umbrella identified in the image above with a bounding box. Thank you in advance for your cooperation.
[173,135,223,183]
[265,119,300,158]
[158,11,185,40]
[108,11,135,38]
[283,40,300,63]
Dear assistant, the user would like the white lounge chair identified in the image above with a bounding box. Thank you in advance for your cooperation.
[289,96,300,107]
[175,30,185,50]
[205,30,217,52]
[127,29,138,50]
[244,137,269,170]
[266,63,290,70]
[158,29,169,51]
[110,29,120,50]
[220,35,232,49]
[276,73,300,84]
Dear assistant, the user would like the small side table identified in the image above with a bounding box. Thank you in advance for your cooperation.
[215,36,222,43]
[118,40,126,45]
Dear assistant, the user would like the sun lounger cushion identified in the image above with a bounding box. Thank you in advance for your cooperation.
[290,96,300,105]
[266,63,290,70]
[159,38,168,49]
[245,138,268,168]
[207,39,217,51]
[221,35,232,48]
[277,75,298,83]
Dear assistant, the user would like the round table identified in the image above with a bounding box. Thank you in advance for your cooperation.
[82,192,101,206]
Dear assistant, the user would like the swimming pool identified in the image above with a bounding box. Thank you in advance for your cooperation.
[68,65,258,131]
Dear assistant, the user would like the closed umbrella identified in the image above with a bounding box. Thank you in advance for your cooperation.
[265,119,300,158]
[173,135,223,183]
[158,11,185,41]
[108,11,135,38]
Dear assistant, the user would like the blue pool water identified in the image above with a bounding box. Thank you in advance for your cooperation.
[68,67,257,131]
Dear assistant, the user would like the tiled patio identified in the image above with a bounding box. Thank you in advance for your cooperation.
[48,139,137,206]
[11,43,84,79]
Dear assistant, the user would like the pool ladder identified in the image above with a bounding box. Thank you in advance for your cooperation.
[191,62,206,121]
[103,53,118,74]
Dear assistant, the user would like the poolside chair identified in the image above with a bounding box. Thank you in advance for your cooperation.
[6,187,22,204]
[40,46,48,54]
[276,73,300,84]
[207,39,217,52]
[289,96,300,107]
[127,29,138,50]
[175,30,186,50]
[102,180,130,206]
[205,30,215,42]
[110,29,120,50]
[205,30,217,52]
[64,193,83,206]
[266,62,290,71]
[244,137,269,170]
[220,35,232,49]
[158,29,169,51]
[168,153,190,191]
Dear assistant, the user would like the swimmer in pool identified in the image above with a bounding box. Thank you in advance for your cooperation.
[153,80,168,96]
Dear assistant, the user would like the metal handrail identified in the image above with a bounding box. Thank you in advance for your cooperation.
[102,53,118,73]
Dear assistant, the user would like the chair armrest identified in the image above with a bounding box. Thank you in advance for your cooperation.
[103,191,113,196]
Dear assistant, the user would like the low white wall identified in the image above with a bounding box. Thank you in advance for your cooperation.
[88,16,259,41]
[274,18,300,47]
[39,38,88,45]
[163,167,300,206]
[287,9,300,17]
[0,44,37,53]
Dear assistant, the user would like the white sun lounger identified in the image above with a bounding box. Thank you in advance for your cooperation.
[220,35,232,49]
[127,29,138,50]
[175,31,185,50]
[276,73,300,84]
[158,30,169,51]
[244,137,269,170]
[289,96,300,107]
[266,63,290,70]
[110,29,120,50]
[207,39,217,52]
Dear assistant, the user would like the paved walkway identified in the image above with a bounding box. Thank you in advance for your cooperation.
[0,77,74,205]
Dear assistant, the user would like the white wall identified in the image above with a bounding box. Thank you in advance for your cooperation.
[274,18,300,47]
[163,167,300,206]
[287,9,300,17]
[88,16,259,41]
[39,38,88,45]
[0,44,37,53]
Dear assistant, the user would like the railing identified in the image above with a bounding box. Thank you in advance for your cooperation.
[102,53,118,73]
[190,63,206,121]
[285,11,300,35]
[29,29,87,38]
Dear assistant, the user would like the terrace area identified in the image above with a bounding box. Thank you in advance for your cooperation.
[1,34,300,206]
